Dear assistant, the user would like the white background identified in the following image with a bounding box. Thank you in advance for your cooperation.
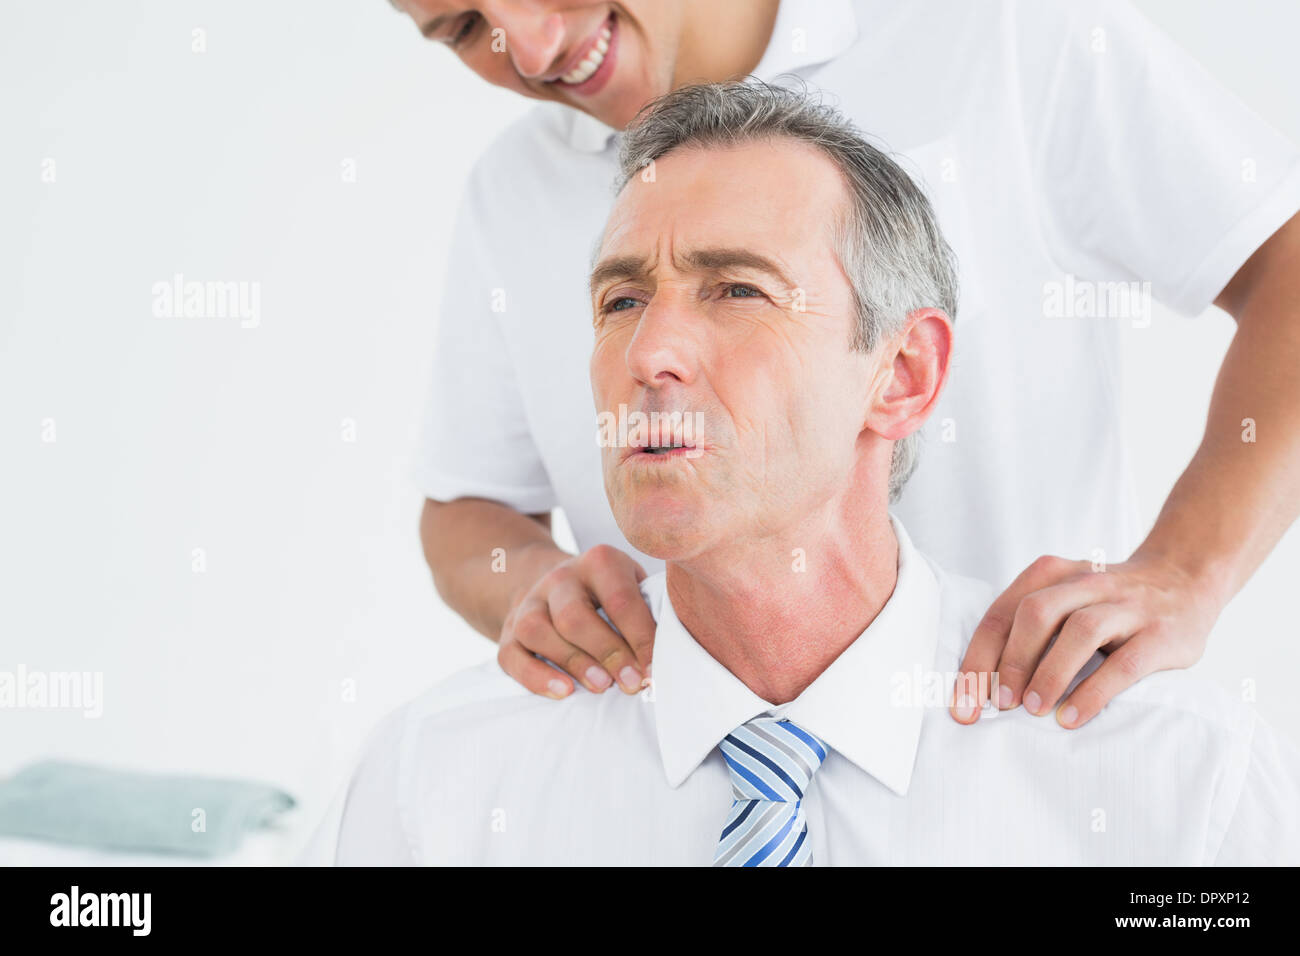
[2,1,1298,861]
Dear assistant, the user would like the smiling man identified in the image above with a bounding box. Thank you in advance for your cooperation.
[335,82,1299,866]
[404,0,779,129]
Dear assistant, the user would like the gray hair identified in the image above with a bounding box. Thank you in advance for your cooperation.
[615,80,959,502]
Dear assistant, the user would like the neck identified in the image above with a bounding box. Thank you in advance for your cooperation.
[665,471,899,705]
[673,0,781,86]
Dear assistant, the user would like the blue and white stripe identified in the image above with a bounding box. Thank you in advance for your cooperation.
[713,716,829,867]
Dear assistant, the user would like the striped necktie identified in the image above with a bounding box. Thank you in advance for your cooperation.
[713,715,829,867]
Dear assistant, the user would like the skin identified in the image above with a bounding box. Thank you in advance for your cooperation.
[590,139,952,702]
[404,0,1300,722]
[396,0,779,130]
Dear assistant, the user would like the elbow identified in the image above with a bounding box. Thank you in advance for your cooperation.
[418,498,454,600]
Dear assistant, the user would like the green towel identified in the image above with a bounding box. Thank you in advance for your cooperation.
[0,760,296,858]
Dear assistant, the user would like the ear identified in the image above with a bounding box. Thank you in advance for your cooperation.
[864,308,953,441]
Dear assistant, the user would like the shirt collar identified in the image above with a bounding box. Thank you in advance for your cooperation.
[648,514,941,797]
[564,0,860,153]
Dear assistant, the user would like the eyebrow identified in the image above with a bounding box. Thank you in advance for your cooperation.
[683,249,795,287]
[588,255,649,296]
[588,248,796,296]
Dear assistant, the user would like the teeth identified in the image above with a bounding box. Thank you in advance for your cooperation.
[559,22,612,85]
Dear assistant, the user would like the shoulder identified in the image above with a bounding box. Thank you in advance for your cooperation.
[452,102,615,254]
[473,102,569,163]
[383,658,554,744]
[450,103,574,226]
[924,552,1268,829]
[844,0,1114,50]
[335,660,606,864]
[373,653,647,768]
[924,551,1258,741]
[375,570,667,748]
[345,659,532,775]
[918,554,1287,862]
[463,102,588,192]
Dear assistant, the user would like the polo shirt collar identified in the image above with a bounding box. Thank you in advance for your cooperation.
[564,0,860,153]
[650,514,941,797]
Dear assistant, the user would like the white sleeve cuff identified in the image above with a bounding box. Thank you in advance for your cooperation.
[1172,159,1300,316]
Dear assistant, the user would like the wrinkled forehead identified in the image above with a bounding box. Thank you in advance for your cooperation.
[595,139,850,270]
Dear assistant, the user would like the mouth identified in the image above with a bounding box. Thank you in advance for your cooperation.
[622,439,704,464]
[545,12,617,96]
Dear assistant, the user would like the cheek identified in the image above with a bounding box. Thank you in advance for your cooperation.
[465,53,532,97]
[589,339,623,405]
[711,351,804,453]
[797,365,875,467]
[724,347,857,459]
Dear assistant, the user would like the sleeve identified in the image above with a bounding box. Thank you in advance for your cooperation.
[334,707,419,866]
[1012,0,1300,316]
[1212,716,1300,865]
[413,171,559,513]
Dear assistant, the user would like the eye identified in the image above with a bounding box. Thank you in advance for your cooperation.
[447,12,481,48]
[603,296,643,313]
[724,283,765,300]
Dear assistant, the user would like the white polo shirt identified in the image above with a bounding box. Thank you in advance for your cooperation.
[331,516,1300,865]
[415,0,1300,588]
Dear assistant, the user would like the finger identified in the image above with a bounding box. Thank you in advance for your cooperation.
[950,555,1083,723]
[1056,634,1161,728]
[952,592,1033,722]
[547,577,644,693]
[503,594,600,694]
[997,576,1109,711]
[497,638,573,701]
[950,605,1012,723]
[1022,603,1141,717]
[948,668,987,725]
[585,553,657,674]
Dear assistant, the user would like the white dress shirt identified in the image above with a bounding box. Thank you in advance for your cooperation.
[332,517,1300,865]
[413,0,1300,590]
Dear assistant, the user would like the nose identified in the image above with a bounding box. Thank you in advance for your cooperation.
[480,1,567,79]
[624,297,696,389]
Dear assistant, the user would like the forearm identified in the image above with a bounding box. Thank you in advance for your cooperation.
[1139,215,1300,607]
[419,497,570,641]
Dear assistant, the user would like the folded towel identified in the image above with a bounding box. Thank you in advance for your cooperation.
[0,760,296,858]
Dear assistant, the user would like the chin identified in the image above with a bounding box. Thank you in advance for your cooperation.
[599,63,672,130]
[624,526,702,561]
[611,492,714,561]
[593,88,655,131]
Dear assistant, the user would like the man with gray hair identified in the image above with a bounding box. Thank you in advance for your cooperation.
[332,82,1299,865]
[609,81,959,501]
